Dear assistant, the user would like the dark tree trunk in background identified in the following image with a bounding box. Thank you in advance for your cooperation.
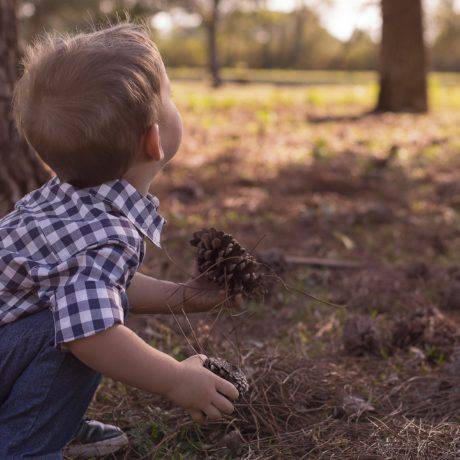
[0,0,49,216]
[376,0,428,112]
[289,6,307,68]
[205,0,222,88]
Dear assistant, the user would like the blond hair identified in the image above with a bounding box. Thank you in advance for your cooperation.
[13,22,165,188]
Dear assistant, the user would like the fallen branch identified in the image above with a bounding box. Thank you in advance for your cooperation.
[284,255,363,269]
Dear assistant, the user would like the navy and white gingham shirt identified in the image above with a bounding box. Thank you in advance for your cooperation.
[0,176,164,345]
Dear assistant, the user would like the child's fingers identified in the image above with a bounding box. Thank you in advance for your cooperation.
[190,410,206,424]
[215,377,239,401]
[203,405,222,421]
[196,354,208,364]
[183,353,208,365]
[212,393,235,414]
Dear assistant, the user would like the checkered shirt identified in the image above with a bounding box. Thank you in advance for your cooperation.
[0,176,164,345]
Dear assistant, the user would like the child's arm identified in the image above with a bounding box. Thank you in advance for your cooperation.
[127,272,240,314]
[67,324,238,422]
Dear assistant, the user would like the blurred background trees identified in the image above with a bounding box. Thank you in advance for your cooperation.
[17,0,459,73]
[432,0,460,71]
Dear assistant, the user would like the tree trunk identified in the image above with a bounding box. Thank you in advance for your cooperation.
[205,0,222,88]
[289,7,307,68]
[376,0,428,112]
[0,0,49,217]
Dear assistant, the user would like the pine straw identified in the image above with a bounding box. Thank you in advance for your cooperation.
[86,255,460,458]
[127,353,459,459]
[386,374,460,420]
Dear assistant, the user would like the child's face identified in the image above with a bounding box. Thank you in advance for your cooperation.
[158,75,182,162]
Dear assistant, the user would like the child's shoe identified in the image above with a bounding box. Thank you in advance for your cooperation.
[63,419,129,458]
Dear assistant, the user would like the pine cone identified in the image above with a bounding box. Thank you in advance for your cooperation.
[343,315,385,356]
[190,228,266,298]
[204,357,249,397]
[392,306,458,353]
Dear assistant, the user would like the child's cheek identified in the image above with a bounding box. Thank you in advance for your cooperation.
[160,103,182,160]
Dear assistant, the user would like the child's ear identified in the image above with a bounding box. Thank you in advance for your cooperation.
[145,123,164,162]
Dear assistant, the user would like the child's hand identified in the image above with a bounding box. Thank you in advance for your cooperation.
[166,354,239,423]
[182,275,243,312]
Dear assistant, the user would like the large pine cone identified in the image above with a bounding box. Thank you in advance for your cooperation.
[190,228,266,298]
[204,357,249,397]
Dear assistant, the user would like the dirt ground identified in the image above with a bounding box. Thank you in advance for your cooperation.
[87,81,460,459]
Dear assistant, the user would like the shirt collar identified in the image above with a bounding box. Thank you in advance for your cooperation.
[20,176,165,248]
[85,178,165,248]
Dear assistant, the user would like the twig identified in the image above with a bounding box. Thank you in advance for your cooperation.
[284,255,363,269]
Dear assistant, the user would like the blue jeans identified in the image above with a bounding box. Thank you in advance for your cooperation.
[0,309,101,459]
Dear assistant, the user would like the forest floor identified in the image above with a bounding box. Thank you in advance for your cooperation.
[87,78,460,459]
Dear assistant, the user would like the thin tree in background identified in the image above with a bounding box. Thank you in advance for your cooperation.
[376,0,428,112]
[204,0,222,87]
[288,2,308,67]
[172,0,223,87]
[171,1,265,87]
[0,0,49,216]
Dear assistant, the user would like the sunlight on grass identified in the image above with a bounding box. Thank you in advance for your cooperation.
[171,73,459,178]
[172,71,460,114]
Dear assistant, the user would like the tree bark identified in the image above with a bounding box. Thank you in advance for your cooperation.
[376,0,428,112]
[205,0,222,88]
[289,6,307,68]
[0,0,49,217]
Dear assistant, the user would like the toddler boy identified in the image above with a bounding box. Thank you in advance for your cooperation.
[0,22,238,458]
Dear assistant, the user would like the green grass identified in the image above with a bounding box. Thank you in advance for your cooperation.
[169,67,460,86]
[171,70,460,111]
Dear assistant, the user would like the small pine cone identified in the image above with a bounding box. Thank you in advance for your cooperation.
[343,315,384,356]
[190,228,267,298]
[392,306,458,353]
[204,357,249,397]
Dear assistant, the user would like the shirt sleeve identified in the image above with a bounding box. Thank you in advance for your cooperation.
[50,242,138,346]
